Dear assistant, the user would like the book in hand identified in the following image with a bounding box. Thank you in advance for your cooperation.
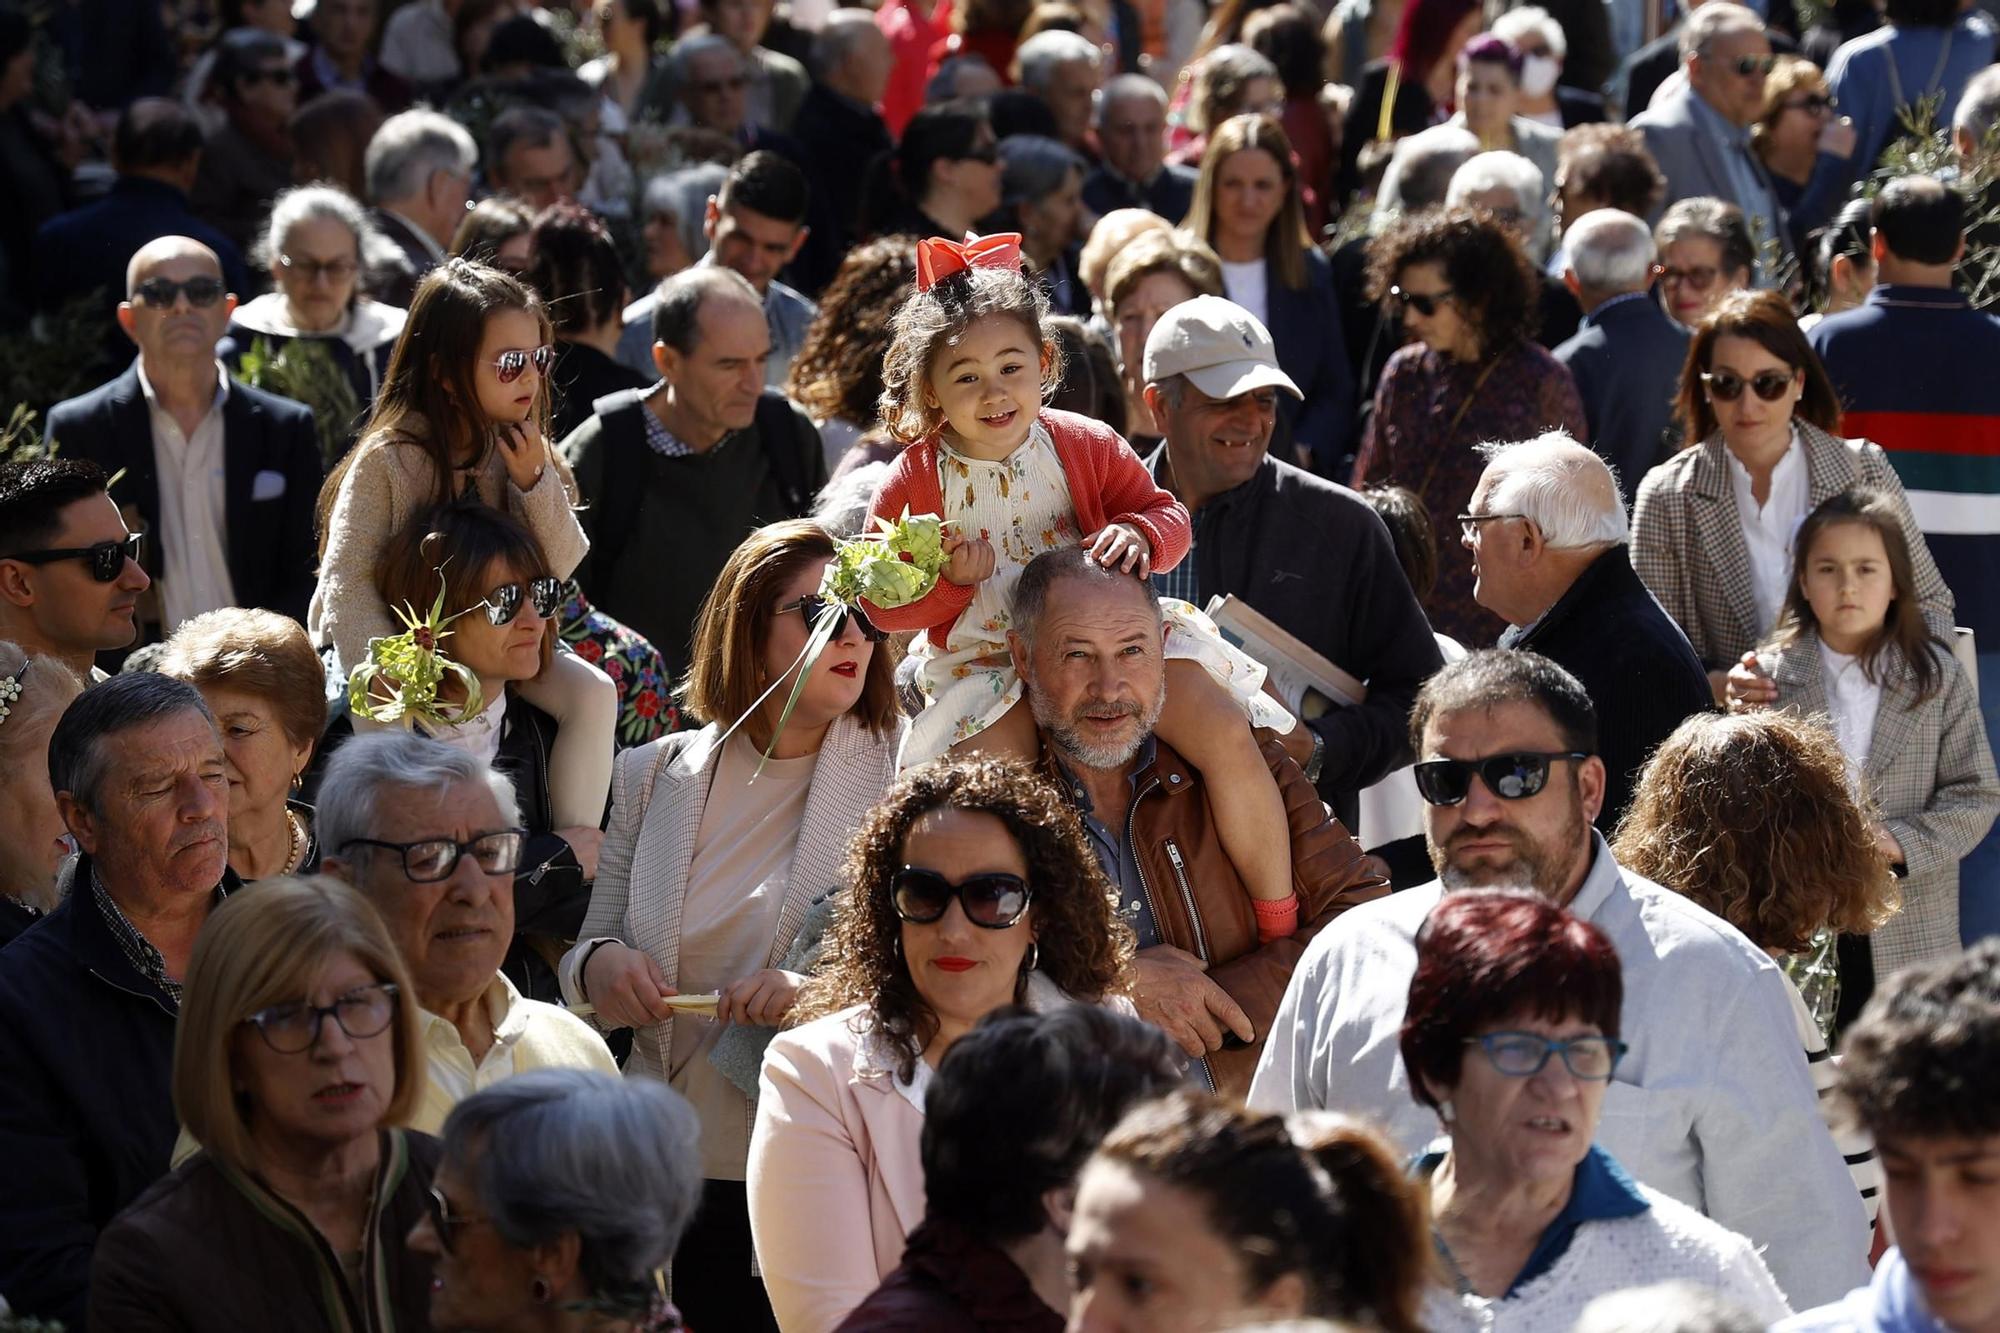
[1205,594,1366,721]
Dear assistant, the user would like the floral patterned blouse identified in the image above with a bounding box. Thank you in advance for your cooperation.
[558,581,681,747]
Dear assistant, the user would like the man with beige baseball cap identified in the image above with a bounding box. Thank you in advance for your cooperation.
[1137,295,1443,837]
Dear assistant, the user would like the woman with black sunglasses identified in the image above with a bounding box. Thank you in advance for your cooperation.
[1631,288,1952,703]
[554,518,904,1333]
[746,754,1135,1333]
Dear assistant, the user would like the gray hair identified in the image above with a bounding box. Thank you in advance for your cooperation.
[1474,431,1628,548]
[441,1069,702,1318]
[364,108,478,206]
[1010,544,1161,648]
[1446,150,1551,261]
[1573,1281,1765,1333]
[47,672,216,815]
[1955,63,2000,145]
[315,730,522,864]
[1681,2,1763,62]
[668,31,747,84]
[1374,124,1481,225]
[1564,207,1656,292]
[811,8,882,81]
[1095,72,1167,126]
[1016,29,1102,92]
[253,183,383,275]
[1656,195,1756,276]
[641,162,729,266]
[1492,5,1565,60]
[998,133,1087,209]
[649,264,761,355]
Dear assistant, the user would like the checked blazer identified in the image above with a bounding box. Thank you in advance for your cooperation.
[1630,422,1954,672]
[1758,635,2000,977]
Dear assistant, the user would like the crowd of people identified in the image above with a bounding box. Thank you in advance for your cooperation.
[4,0,2000,1327]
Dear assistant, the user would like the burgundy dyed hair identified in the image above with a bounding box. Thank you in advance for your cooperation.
[1400,889,1623,1112]
[1389,0,1481,85]
[1458,32,1522,76]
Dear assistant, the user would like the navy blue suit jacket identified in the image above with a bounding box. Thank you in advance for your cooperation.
[1082,161,1197,223]
[1554,293,1690,498]
[1263,248,1356,477]
[46,364,321,625]
[32,177,250,321]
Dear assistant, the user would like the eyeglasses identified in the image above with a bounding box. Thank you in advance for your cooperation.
[1701,369,1794,402]
[279,253,360,284]
[0,532,143,582]
[1782,92,1834,115]
[1389,285,1454,317]
[492,344,554,384]
[1465,1030,1629,1080]
[1729,54,1777,76]
[480,576,564,626]
[427,1186,490,1255]
[1457,510,1527,542]
[242,65,297,86]
[891,867,1034,929]
[340,829,527,881]
[241,982,399,1054]
[1655,264,1720,290]
[131,275,226,308]
[957,143,1000,164]
[775,595,888,644]
[1412,751,1590,806]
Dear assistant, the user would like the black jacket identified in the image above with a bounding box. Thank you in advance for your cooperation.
[46,364,322,633]
[0,853,236,1329]
[367,207,443,310]
[790,83,896,296]
[1500,545,1715,828]
[1081,161,1198,223]
[1144,450,1444,832]
[1554,294,1691,494]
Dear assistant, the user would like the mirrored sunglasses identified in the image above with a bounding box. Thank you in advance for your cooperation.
[1412,751,1590,806]
[492,344,555,384]
[481,576,564,626]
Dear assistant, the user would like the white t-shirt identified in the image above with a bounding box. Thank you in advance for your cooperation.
[1221,258,1269,326]
[1726,429,1810,637]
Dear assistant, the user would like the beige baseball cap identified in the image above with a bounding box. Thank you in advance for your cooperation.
[1142,296,1302,402]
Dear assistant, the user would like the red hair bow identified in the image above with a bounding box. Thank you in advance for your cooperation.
[915,232,1024,291]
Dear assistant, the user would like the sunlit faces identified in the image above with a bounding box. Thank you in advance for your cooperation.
[199,683,314,832]
[707,200,807,295]
[1015,571,1166,770]
[657,293,770,439]
[275,215,362,334]
[445,557,552,688]
[1658,235,1747,328]
[1690,28,1773,128]
[761,558,875,729]
[896,808,1037,1038]
[1212,147,1286,254]
[1098,93,1167,184]
[1043,58,1101,149]
[1434,1014,1611,1187]
[1393,259,1477,362]
[1418,700,1602,899]
[1799,520,1896,657]
[1150,378,1278,500]
[1703,333,1801,460]
[1113,270,1199,387]
[120,247,236,362]
[234,950,399,1152]
[1456,58,1519,141]
[62,709,230,898]
[471,306,550,425]
[927,315,1046,457]
[2,491,151,653]
[1878,1134,2000,1333]
[0,709,75,909]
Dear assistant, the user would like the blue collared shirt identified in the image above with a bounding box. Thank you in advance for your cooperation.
[1686,91,1784,273]
[1054,735,1164,950]
[1418,1143,1651,1296]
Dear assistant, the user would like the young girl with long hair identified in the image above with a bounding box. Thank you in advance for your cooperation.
[864,234,1304,939]
[310,258,616,829]
[1750,487,2000,984]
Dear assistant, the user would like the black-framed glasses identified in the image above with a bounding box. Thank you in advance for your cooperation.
[1783,92,1834,115]
[132,275,227,308]
[480,576,563,626]
[427,1185,490,1255]
[891,867,1033,929]
[775,595,888,644]
[1389,285,1454,317]
[242,982,399,1053]
[0,532,143,582]
[279,253,360,283]
[1413,751,1590,806]
[341,829,527,881]
[492,344,554,384]
[1729,54,1777,76]
[1465,1030,1629,1080]
[1655,263,1720,289]
[1456,511,1528,542]
[1701,369,1794,402]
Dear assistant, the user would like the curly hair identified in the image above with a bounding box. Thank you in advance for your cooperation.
[877,265,1065,445]
[1365,206,1539,358]
[786,236,921,427]
[1835,940,2000,1143]
[793,757,1134,1081]
[1611,710,1897,955]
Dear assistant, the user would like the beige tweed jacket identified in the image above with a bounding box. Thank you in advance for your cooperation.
[1759,637,2000,979]
[1630,423,1954,672]
[568,714,903,1090]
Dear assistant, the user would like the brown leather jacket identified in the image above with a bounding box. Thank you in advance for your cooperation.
[1048,736,1390,1099]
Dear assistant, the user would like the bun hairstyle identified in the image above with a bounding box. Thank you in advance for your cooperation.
[1091,1091,1429,1333]
[877,264,1065,445]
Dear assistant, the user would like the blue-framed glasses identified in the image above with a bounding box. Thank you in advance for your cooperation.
[1464,1030,1628,1080]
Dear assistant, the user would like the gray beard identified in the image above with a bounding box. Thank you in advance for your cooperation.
[1029,681,1166,771]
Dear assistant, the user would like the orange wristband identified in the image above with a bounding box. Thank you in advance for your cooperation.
[1252,893,1299,942]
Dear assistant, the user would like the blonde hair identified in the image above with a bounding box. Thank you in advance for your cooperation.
[0,641,84,781]
[1184,113,1315,289]
[174,876,425,1173]
[1753,54,1827,152]
[159,609,328,751]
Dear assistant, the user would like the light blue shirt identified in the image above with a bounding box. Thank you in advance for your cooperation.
[1686,89,1786,275]
[1779,1250,1953,1331]
[1827,14,2000,170]
[1248,830,1872,1311]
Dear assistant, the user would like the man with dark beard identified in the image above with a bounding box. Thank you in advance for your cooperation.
[1248,650,1873,1313]
[1006,545,1388,1099]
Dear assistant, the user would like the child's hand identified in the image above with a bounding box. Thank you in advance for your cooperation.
[497,422,549,491]
[1088,522,1153,577]
[942,532,997,586]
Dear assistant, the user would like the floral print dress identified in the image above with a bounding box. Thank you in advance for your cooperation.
[904,420,1292,768]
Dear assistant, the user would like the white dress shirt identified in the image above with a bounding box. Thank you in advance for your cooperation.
[1818,639,1883,789]
[1727,428,1809,637]
[137,361,235,631]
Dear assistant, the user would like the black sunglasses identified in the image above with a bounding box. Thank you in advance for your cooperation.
[132,276,227,308]
[492,344,554,384]
[1783,92,1834,114]
[1413,751,1590,806]
[891,866,1033,929]
[0,532,143,582]
[1389,284,1454,317]
[1701,369,1793,402]
[242,982,399,1054]
[340,829,527,882]
[1730,54,1777,76]
[480,576,564,626]
[957,143,1000,164]
[776,595,888,643]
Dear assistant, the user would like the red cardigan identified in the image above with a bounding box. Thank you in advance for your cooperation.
[862,408,1192,649]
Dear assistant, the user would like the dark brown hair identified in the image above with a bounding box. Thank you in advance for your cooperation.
[1185,113,1314,290]
[877,264,1064,445]
[793,756,1134,1081]
[1673,288,1842,442]
[1835,940,2000,1143]
[786,236,921,429]
[375,499,557,679]
[1555,123,1667,218]
[1366,206,1539,359]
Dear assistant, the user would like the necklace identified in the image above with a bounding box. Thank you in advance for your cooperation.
[283,807,306,874]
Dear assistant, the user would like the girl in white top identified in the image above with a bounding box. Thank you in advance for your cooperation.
[1751,487,2000,980]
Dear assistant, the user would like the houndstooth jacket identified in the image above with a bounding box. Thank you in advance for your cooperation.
[1759,635,2000,979]
[1630,423,1955,673]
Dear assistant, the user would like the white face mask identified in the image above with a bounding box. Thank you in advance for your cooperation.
[1520,52,1561,97]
